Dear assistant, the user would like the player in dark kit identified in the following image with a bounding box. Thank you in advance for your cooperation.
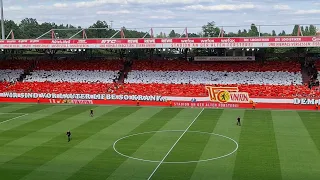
[237,116,241,126]
[66,130,71,142]
[90,109,94,117]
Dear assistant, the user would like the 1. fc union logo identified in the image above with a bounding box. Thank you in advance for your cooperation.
[205,86,250,103]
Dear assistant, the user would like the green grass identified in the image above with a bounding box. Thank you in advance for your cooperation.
[0,104,319,180]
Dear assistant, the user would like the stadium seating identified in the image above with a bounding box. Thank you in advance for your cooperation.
[0,82,10,92]
[0,60,32,70]
[0,69,23,82]
[35,59,123,71]
[3,82,316,98]
[1,59,317,98]
[131,60,301,72]
[126,70,302,85]
[24,70,118,83]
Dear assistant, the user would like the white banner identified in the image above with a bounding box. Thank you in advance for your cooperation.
[194,56,255,61]
[293,98,320,105]
[0,42,320,49]
[1,92,166,102]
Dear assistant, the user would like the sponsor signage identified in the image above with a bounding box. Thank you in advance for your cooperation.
[2,92,166,102]
[206,86,250,103]
[49,99,94,104]
[293,98,320,105]
[0,36,319,49]
[174,102,240,108]
[194,56,255,61]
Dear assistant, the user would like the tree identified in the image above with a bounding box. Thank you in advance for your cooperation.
[188,33,200,37]
[19,18,40,38]
[202,21,220,37]
[305,26,309,35]
[0,20,21,39]
[243,29,248,36]
[272,30,276,36]
[87,20,110,38]
[169,30,177,37]
[157,32,163,38]
[309,25,317,35]
[301,26,305,35]
[292,25,300,36]
[248,23,259,36]
[279,30,286,36]
[237,30,241,36]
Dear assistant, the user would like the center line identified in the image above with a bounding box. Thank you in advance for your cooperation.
[147,108,205,180]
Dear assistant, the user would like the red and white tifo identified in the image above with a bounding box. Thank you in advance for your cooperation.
[1,59,318,105]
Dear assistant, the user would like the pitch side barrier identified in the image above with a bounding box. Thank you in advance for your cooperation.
[0,97,318,111]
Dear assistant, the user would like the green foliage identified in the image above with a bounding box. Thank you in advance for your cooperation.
[0,18,319,54]
[202,21,220,37]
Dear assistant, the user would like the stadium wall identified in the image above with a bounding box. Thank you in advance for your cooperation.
[0,97,318,111]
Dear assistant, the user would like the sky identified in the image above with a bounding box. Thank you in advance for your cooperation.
[3,0,320,35]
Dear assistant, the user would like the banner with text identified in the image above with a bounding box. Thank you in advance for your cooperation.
[293,98,320,105]
[194,56,255,61]
[1,92,166,102]
[0,36,320,49]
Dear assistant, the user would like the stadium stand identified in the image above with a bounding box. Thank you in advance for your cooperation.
[131,60,301,72]
[24,70,118,83]
[0,69,24,82]
[1,59,319,98]
[0,60,32,70]
[35,59,123,71]
[0,82,10,92]
[125,70,302,85]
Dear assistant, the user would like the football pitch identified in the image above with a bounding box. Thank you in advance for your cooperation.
[0,103,319,180]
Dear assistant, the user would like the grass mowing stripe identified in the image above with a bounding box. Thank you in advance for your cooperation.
[106,108,202,180]
[0,105,90,148]
[298,111,320,152]
[0,106,139,180]
[191,109,245,180]
[10,104,54,114]
[148,108,205,178]
[232,110,282,180]
[149,109,223,180]
[0,103,11,109]
[0,105,71,133]
[0,104,54,124]
[0,106,113,167]
[22,107,164,180]
[0,114,28,124]
[67,108,184,180]
[273,111,320,180]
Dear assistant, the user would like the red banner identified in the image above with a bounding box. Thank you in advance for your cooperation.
[0,97,318,111]
[0,36,319,49]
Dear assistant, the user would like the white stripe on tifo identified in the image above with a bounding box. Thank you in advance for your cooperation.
[0,114,28,125]
[147,108,205,180]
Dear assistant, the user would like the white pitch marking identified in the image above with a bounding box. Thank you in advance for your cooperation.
[113,130,238,164]
[0,112,27,114]
[147,108,205,180]
[0,114,28,125]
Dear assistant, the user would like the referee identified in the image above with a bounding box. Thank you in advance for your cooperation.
[90,109,94,117]
[237,116,241,126]
[66,130,71,142]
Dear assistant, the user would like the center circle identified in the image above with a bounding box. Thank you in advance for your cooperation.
[113,130,238,164]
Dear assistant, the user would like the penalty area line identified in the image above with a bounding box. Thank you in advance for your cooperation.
[147,108,205,180]
[0,114,28,125]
